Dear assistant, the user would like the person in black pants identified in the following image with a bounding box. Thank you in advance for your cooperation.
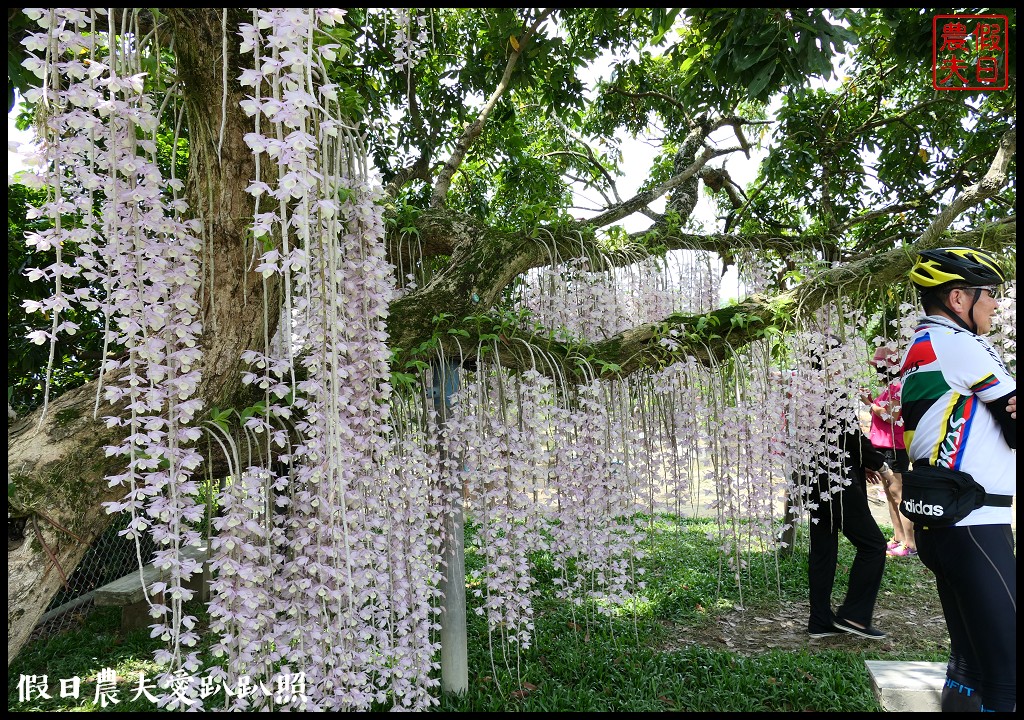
[805,347,894,640]
[806,423,893,639]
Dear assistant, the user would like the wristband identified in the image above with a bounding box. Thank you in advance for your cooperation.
[879,462,891,475]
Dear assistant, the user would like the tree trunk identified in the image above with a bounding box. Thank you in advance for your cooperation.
[8,387,129,663]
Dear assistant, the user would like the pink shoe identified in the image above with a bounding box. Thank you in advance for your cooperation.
[887,543,912,557]
[886,539,901,551]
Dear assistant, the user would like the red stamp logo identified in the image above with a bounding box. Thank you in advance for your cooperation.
[933,15,1009,90]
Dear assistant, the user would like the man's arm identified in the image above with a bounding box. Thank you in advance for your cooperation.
[851,429,886,471]
[985,390,1017,449]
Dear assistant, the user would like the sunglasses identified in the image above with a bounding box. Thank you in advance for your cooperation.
[954,285,1003,299]
[969,285,1003,299]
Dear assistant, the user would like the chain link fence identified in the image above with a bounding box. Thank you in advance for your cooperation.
[28,512,157,644]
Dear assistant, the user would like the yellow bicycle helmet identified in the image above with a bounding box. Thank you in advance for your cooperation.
[909,247,1006,289]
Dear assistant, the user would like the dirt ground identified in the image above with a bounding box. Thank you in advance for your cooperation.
[658,594,951,658]
[657,486,1014,658]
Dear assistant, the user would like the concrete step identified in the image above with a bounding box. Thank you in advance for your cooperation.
[865,660,945,712]
[94,545,211,632]
[94,544,209,606]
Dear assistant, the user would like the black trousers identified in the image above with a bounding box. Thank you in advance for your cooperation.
[807,473,886,632]
[916,524,1016,712]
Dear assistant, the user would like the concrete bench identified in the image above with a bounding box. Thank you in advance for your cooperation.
[94,545,211,632]
[865,660,945,712]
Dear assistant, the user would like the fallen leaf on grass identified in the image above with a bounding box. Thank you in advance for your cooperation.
[511,682,538,699]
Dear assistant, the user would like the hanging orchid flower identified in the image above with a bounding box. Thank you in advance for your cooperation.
[22,8,206,688]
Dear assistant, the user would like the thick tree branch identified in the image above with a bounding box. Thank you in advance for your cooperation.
[700,166,746,210]
[918,128,1015,246]
[383,154,432,199]
[409,219,1017,380]
[385,204,1017,369]
[579,115,754,229]
[581,145,741,228]
[429,9,554,208]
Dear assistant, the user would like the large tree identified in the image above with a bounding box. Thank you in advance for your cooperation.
[7,7,1015,698]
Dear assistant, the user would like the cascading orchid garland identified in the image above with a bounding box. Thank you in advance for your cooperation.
[443,370,552,662]
[209,7,443,710]
[440,368,650,673]
[703,366,791,589]
[773,318,890,547]
[431,252,722,655]
[391,8,431,74]
[20,8,207,691]
[519,250,720,342]
[544,381,648,614]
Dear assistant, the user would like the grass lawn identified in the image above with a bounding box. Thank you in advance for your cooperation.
[9,516,947,712]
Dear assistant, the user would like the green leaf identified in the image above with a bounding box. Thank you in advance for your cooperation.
[392,371,417,390]
[746,61,776,99]
[211,407,234,427]
[733,44,775,72]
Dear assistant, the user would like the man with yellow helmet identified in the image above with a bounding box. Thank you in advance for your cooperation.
[900,246,1016,712]
[907,246,1007,333]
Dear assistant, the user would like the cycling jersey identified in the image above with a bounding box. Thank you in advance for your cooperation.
[898,314,1016,526]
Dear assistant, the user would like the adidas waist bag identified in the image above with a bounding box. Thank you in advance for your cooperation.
[900,461,1013,528]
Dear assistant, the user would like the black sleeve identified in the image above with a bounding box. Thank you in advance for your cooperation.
[843,428,885,471]
[984,389,1017,449]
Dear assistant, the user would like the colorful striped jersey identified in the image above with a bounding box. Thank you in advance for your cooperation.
[899,315,1016,526]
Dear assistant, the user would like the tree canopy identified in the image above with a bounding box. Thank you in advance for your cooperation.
[6,7,1016,709]
[8,8,1016,408]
